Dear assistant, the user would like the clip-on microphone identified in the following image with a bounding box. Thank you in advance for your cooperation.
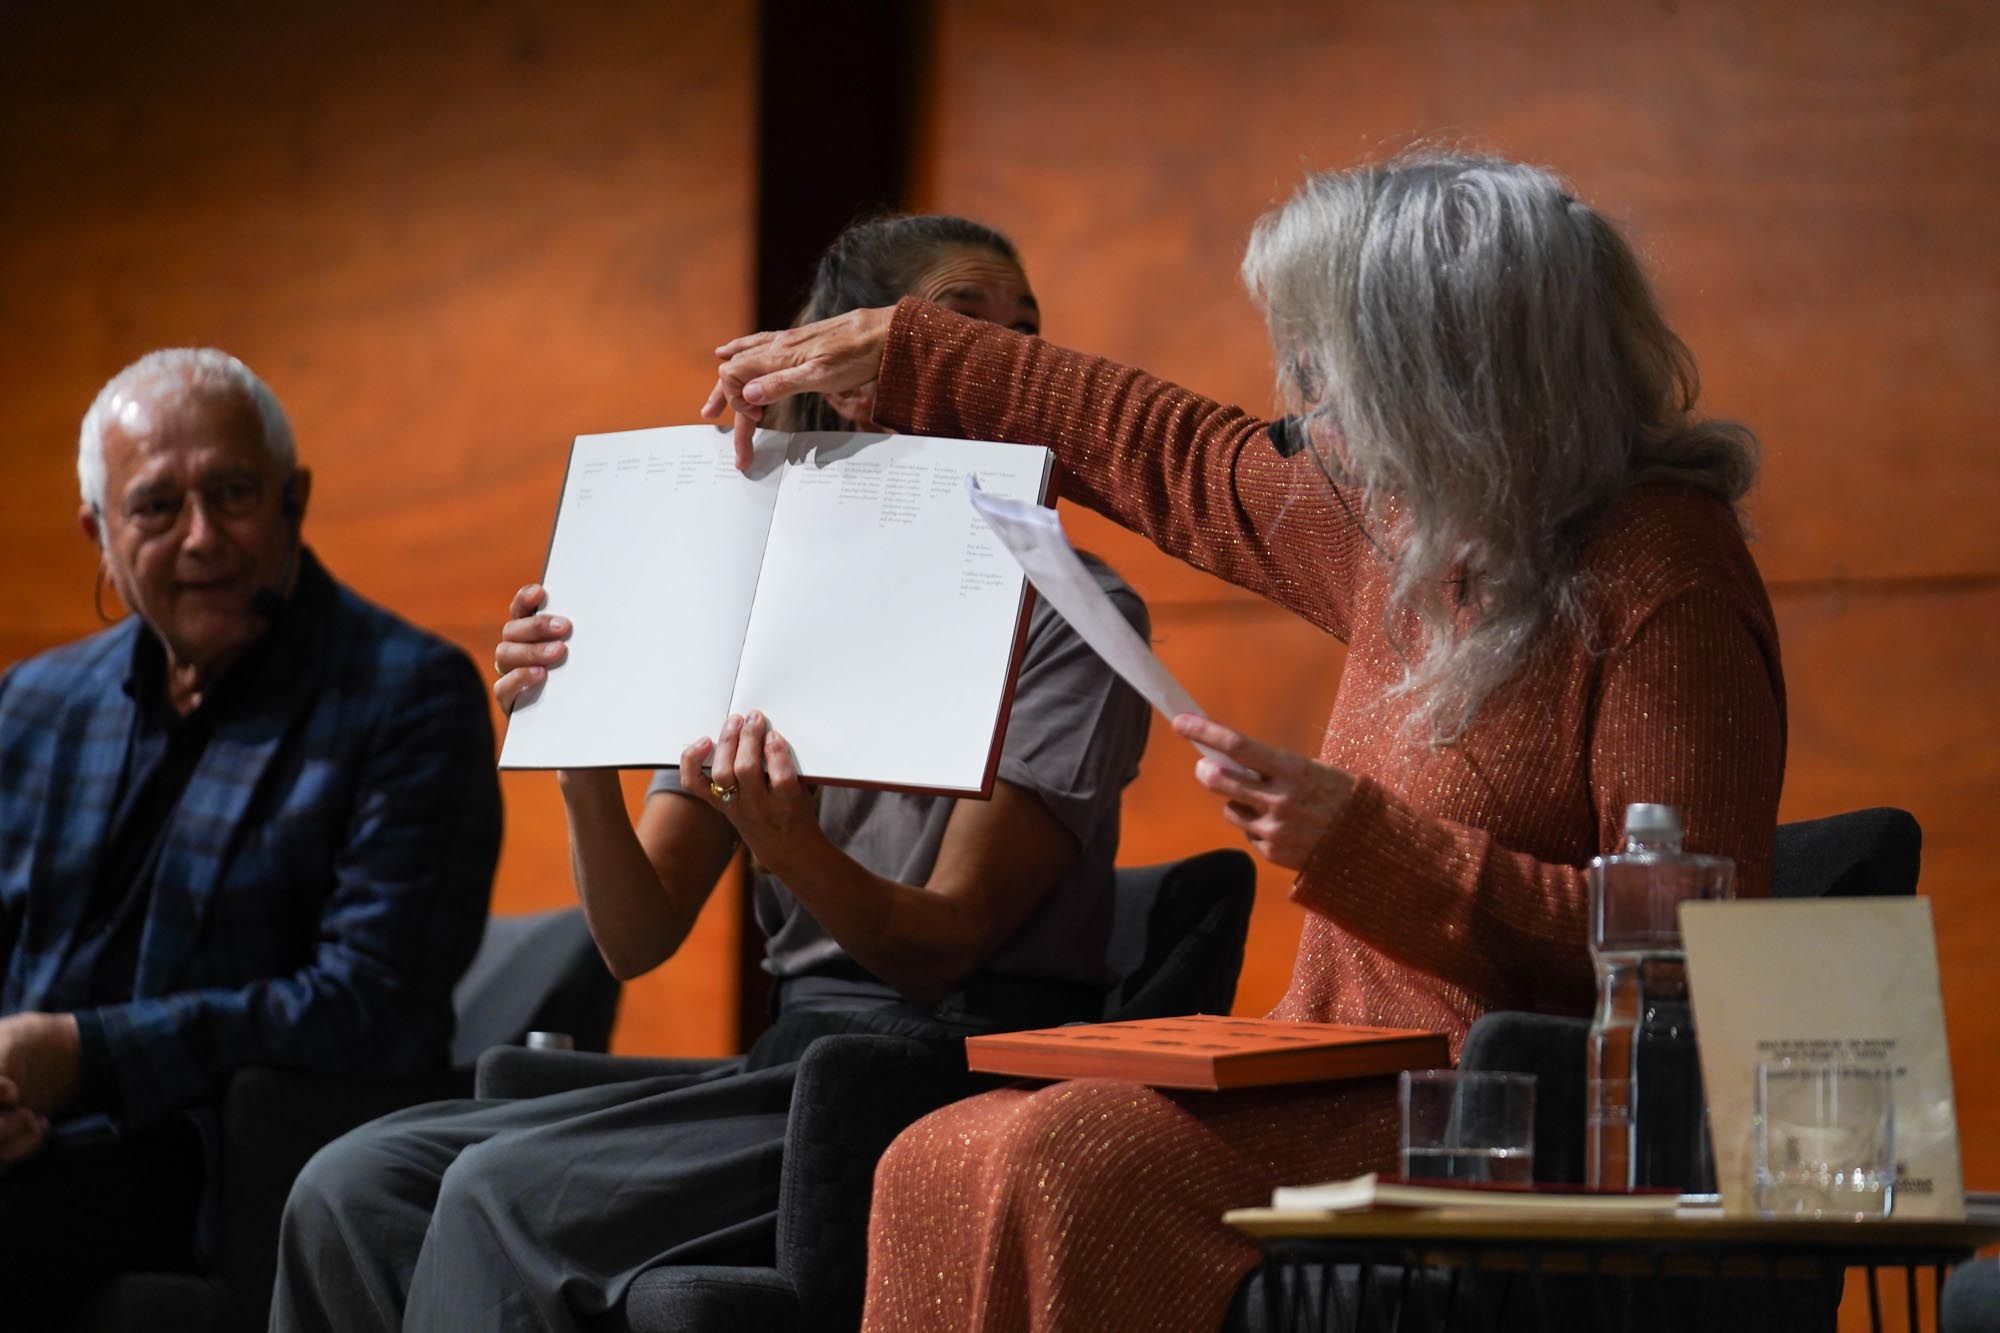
[1267,415,1308,458]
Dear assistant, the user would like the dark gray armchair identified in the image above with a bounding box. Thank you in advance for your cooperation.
[1942,1255,2000,1333]
[474,848,1259,1333]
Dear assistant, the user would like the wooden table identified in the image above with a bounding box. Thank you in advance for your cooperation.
[1224,1207,2000,1333]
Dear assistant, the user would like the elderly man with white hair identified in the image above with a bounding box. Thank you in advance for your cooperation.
[0,349,500,1323]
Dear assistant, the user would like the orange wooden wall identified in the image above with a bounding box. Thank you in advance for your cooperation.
[3,5,1995,1249]
[0,1,755,1059]
[914,0,2000,1206]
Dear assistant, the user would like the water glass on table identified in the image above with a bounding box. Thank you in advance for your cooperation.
[1399,1070,1536,1185]
[1754,1061,1896,1219]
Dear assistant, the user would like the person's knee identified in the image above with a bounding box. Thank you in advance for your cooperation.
[876,1081,1177,1237]
[429,1135,512,1238]
[993,1081,1171,1210]
[287,1121,422,1225]
[1011,1080,1156,1161]
[877,1097,982,1192]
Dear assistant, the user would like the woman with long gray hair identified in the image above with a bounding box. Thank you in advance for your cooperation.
[707,151,1786,1332]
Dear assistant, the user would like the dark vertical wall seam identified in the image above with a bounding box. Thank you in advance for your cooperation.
[737,0,932,1046]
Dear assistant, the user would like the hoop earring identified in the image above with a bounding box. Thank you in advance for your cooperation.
[93,565,120,624]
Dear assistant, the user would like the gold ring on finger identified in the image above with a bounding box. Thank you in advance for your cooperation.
[708,780,738,804]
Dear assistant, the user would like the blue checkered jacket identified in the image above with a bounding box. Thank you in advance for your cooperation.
[0,550,500,1130]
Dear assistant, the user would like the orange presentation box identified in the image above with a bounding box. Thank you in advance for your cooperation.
[964,1014,1450,1091]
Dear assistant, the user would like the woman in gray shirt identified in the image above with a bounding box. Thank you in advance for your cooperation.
[272,215,1151,1333]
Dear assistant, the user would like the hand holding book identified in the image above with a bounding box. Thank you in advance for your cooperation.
[492,582,569,714]
[704,306,898,468]
[678,710,823,868]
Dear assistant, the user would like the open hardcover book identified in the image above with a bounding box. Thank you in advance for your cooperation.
[498,426,1053,794]
[1269,1173,1685,1217]
[963,1015,1448,1091]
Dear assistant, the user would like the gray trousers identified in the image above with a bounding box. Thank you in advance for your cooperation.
[270,1006,963,1333]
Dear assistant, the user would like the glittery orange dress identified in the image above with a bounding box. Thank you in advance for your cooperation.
[859,299,1787,1333]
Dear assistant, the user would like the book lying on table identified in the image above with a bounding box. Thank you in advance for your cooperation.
[963,1015,1449,1091]
[1270,1173,1685,1217]
[498,426,1052,795]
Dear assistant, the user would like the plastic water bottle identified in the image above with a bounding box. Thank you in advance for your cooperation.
[1584,803,1734,1192]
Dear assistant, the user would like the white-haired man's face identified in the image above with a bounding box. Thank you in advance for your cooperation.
[77,373,309,684]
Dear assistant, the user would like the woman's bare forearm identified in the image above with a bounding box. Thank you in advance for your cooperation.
[558,770,731,980]
[756,831,985,1007]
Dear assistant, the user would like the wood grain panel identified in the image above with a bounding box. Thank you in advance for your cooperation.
[924,0,2000,1225]
[1773,584,2000,1190]
[918,0,2000,589]
[0,1,756,1058]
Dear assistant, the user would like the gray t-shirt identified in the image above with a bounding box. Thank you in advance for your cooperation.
[648,552,1150,999]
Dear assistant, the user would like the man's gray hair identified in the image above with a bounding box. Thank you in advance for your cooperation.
[78,348,295,512]
[1242,149,1757,747]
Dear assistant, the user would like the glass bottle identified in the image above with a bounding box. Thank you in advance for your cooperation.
[1585,803,1734,1192]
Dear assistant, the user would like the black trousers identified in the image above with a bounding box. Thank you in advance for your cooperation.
[0,1114,205,1328]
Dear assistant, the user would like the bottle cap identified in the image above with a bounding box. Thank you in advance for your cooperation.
[1622,803,1682,840]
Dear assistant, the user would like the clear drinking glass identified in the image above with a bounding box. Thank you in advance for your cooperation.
[1398,1070,1536,1185]
[1753,1062,1896,1219]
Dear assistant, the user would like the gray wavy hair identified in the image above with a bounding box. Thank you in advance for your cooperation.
[78,348,294,512]
[1242,150,1756,746]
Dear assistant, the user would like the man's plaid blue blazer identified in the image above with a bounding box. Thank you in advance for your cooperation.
[0,549,500,1131]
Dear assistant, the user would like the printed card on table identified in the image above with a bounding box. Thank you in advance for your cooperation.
[1681,897,1964,1218]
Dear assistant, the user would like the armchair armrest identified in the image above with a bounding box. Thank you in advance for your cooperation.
[473,1045,734,1101]
[606,1034,989,1333]
[777,1034,974,1333]
[623,1264,801,1333]
[1457,1011,1589,1185]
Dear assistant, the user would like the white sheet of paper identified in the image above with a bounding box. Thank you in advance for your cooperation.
[967,479,1238,770]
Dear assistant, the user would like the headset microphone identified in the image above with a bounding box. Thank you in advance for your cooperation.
[248,573,290,622]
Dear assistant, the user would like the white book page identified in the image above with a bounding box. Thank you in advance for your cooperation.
[498,426,787,768]
[727,432,1048,792]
